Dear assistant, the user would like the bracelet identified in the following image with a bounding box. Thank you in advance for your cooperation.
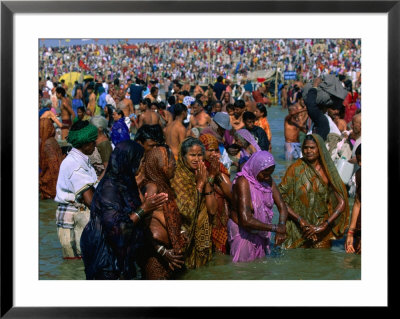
[349,227,356,231]
[297,216,302,223]
[271,224,277,232]
[208,176,215,185]
[279,221,286,225]
[135,207,145,219]
[134,212,141,220]
[157,245,165,254]
[348,230,354,235]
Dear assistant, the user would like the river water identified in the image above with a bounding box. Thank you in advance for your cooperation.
[39,105,361,280]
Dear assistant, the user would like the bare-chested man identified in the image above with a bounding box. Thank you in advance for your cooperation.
[231,99,246,131]
[187,100,211,136]
[145,86,160,103]
[284,104,308,161]
[118,89,134,116]
[56,87,75,140]
[137,99,162,128]
[164,103,188,161]
[86,84,96,115]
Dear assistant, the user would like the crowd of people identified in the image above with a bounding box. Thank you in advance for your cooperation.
[39,39,362,280]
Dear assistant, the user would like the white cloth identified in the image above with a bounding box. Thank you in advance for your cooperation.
[55,148,98,204]
[325,113,342,135]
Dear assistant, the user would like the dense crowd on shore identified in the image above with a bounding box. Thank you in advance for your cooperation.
[39,38,361,280]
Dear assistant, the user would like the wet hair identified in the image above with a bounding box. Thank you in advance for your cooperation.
[243,111,257,122]
[226,103,234,112]
[158,101,166,110]
[195,93,203,100]
[134,124,165,145]
[77,106,86,113]
[150,102,159,109]
[180,137,205,158]
[55,87,66,96]
[344,79,353,92]
[338,74,346,82]
[173,103,187,117]
[143,98,152,107]
[168,95,176,106]
[256,103,267,117]
[70,119,89,131]
[234,99,246,109]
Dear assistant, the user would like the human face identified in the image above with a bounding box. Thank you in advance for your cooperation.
[204,146,219,162]
[244,119,255,130]
[142,139,158,153]
[151,89,158,98]
[77,108,84,120]
[256,165,275,184]
[183,145,203,171]
[352,117,361,135]
[234,107,245,118]
[80,141,96,156]
[192,102,202,115]
[214,103,222,113]
[302,139,320,164]
[254,109,262,119]
[327,108,339,119]
[113,112,122,121]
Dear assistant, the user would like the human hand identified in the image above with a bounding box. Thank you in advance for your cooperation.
[303,223,326,240]
[299,219,318,242]
[195,161,208,190]
[163,249,185,271]
[209,154,220,177]
[142,192,168,214]
[345,234,355,253]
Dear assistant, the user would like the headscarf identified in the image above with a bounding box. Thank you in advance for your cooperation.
[111,118,130,146]
[142,146,186,253]
[199,134,229,176]
[67,123,98,149]
[236,129,261,152]
[303,134,350,237]
[234,151,275,239]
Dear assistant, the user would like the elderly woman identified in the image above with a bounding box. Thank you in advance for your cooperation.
[279,134,349,249]
[90,116,113,180]
[81,140,168,279]
[171,137,218,269]
[140,145,186,279]
[198,134,233,254]
[228,151,288,262]
[233,129,261,168]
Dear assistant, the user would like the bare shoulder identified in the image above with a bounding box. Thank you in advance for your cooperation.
[144,182,158,195]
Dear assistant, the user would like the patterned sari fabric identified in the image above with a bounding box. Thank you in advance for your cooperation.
[278,134,350,249]
[171,140,212,269]
[141,146,186,279]
[199,134,230,254]
[39,118,64,199]
[228,151,276,262]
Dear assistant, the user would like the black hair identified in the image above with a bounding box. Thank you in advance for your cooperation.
[143,98,152,107]
[168,95,176,106]
[302,134,317,149]
[226,103,234,111]
[77,106,86,113]
[150,86,158,94]
[56,87,66,96]
[180,137,205,158]
[158,101,166,110]
[195,93,203,100]
[256,103,267,117]
[115,109,124,117]
[217,76,224,83]
[134,124,165,144]
[173,103,188,117]
[243,111,257,122]
[114,78,120,86]
[180,90,190,97]
[70,119,89,131]
[338,74,346,82]
[234,99,246,109]
[150,102,159,109]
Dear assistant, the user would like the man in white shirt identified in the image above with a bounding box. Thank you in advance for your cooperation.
[55,120,98,259]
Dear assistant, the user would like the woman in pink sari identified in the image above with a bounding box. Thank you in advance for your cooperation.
[228,151,288,262]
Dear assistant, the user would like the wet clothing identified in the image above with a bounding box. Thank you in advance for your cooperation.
[81,140,145,280]
[279,134,349,249]
[39,118,64,199]
[228,151,275,262]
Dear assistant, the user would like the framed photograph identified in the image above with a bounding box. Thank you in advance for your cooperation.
[1,0,393,316]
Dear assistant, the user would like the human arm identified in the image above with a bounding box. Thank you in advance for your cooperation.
[234,177,279,233]
[271,180,288,245]
[303,187,346,239]
[46,110,63,127]
[196,161,218,215]
[345,196,361,253]
[64,100,75,121]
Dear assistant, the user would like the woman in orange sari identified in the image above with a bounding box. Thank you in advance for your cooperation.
[254,103,272,150]
[199,134,233,254]
[39,117,64,199]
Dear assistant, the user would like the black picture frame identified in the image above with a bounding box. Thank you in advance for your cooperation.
[1,0,394,317]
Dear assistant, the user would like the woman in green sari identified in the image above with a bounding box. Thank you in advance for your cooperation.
[279,134,349,249]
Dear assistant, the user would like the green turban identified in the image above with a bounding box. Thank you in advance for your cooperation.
[67,124,98,149]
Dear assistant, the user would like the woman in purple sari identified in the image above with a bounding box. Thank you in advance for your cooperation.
[228,151,288,262]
